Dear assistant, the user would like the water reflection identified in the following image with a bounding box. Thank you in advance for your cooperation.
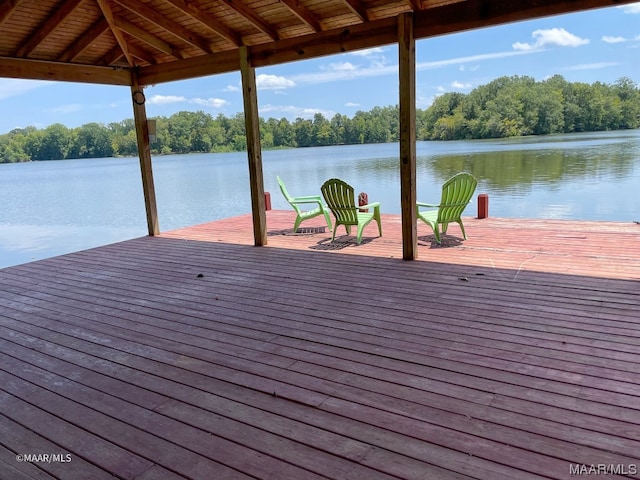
[423,146,637,194]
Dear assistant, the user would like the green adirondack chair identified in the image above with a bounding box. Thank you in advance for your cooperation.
[277,176,332,232]
[417,172,477,244]
[321,178,382,244]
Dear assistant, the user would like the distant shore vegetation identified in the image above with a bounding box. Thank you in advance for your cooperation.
[1,74,638,163]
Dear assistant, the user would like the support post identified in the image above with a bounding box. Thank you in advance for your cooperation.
[239,46,267,246]
[398,13,417,260]
[131,74,159,236]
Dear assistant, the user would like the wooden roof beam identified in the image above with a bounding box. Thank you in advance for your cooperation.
[112,0,214,54]
[406,0,423,11]
[58,17,110,63]
[97,0,135,66]
[113,17,183,59]
[14,0,84,57]
[279,0,323,33]
[341,0,370,22]
[220,0,279,40]
[0,0,22,28]
[163,0,243,46]
[0,55,131,84]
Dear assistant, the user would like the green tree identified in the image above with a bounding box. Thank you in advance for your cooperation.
[73,122,113,158]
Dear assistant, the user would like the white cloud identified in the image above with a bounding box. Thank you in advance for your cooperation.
[324,62,357,72]
[417,49,535,71]
[618,3,640,13]
[459,64,479,72]
[602,36,626,43]
[260,104,333,119]
[190,97,227,108]
[48,104,83,114]
[563,62,619,71]
[0,78,50,100]
[146,95,226,109]
[513,28,589,51]
[147,95,186,105]
[451,81,471,89]
[256,74,295,90]
[344,102,360,107]
[349,47,386,57]
[223,84,240,92]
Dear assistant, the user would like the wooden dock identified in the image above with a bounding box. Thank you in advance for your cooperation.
[1,211,639,479]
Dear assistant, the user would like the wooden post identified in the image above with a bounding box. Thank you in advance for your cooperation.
[131,74,159,236]
[477,193,489,218]
[239,46,267,246]
[398,13,417,260]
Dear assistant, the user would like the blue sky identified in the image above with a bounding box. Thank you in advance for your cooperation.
[1,3,639,134]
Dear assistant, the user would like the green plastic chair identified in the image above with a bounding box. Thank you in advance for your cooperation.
[321,178,382,244]
[277,176,332,232]
[417,172,477,244]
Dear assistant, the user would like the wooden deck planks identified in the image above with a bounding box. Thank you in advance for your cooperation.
[1,212,640,479]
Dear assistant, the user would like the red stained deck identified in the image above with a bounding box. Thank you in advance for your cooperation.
[1,211,639,479]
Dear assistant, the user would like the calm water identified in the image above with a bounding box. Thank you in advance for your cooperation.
[1,130,639,268]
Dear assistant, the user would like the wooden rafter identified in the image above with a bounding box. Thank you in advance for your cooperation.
[101,45,127,66]
[406,0,423,11]
[0,0,21,28]
[220,0,279,41]
[279,0,322,33]
[112,0,213,54]
[164,0,243,46]
[58,17,109,62]
[113,16,182,58]
[15,0,84,57]
[96,0,135,66]
[126,43,158,65]
[341,0,370,22]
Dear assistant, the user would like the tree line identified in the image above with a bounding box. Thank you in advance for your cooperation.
[1,75,638,163]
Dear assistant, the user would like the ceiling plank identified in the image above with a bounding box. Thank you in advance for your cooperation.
[341,0,369,22]
[278,0,322,32]
[163,0,242,46]
[127,44,158,65]
[58,17,110,63]
[15,0,84,57]
[96,0,135,66]
[113,17,181,58]
[101,45,126,66]
[0,0,22,28]
[406,0,422,11]
[0,55,131,84]
[220,0,279,40]
[112,0,214,54]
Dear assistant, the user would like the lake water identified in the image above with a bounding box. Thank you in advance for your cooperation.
[1,130,639,268]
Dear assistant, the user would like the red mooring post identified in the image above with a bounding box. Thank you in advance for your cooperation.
[477,193,488,219]
[264,192,272,210]
[358,192,368,212]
